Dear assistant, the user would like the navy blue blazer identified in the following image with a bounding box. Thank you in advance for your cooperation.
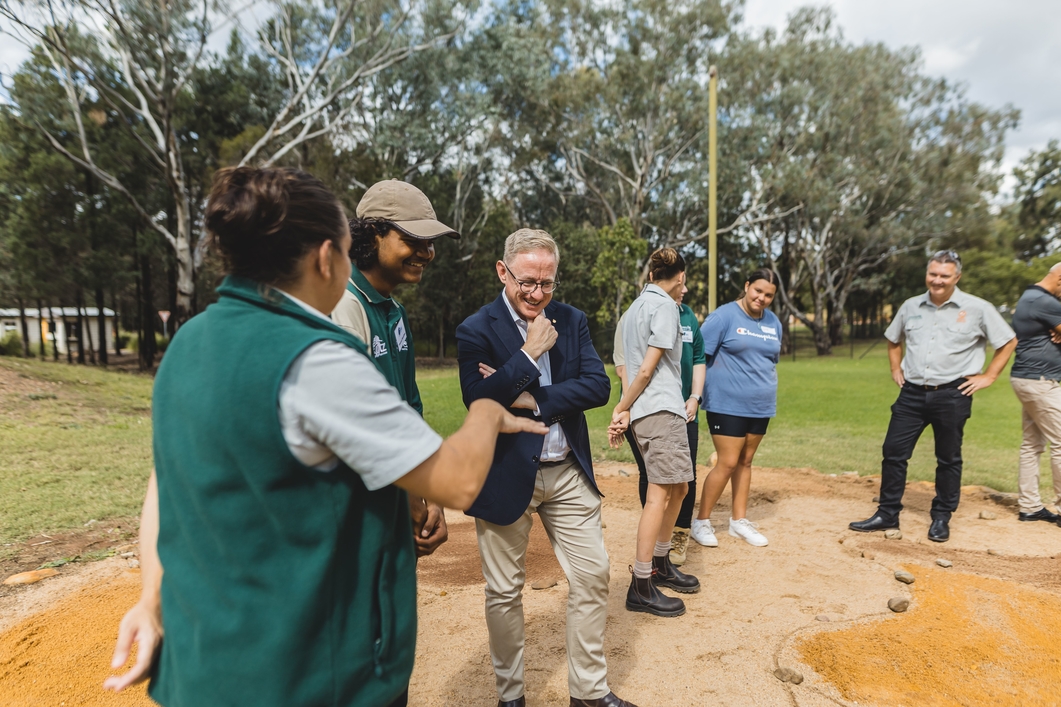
[455,294,612,526]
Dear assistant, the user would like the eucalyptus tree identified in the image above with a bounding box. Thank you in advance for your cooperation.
[1012,140,1061,259]
[730,8,1016,354]
[0,0,464,324]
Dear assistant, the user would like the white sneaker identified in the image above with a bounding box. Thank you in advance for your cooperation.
[729,518,768,547]
[690,518,718,547]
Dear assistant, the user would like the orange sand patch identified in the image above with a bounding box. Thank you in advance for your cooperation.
[0,569,153,707]
[798,565,1061,707]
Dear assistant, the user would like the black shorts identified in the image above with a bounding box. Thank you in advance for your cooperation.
[706,411,770,438]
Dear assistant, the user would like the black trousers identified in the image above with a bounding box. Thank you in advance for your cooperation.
[877,383,972,523]
[632,419,699,529]
[386,688,408,707]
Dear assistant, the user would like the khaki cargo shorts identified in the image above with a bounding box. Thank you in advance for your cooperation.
[630,411,693,485]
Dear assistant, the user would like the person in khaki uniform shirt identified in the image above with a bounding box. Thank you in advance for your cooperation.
[332,179,460,558]
[1009,262,1061,527]
[851,250,1016,543]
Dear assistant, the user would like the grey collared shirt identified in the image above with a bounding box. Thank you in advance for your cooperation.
[500,291,571,462]
[621,284,686,421]
[884,287,1015,386]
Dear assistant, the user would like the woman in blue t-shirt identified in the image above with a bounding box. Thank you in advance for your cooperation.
[690,269,781,549]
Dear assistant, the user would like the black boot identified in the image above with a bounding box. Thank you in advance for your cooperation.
[625,568,685,617]
[652,554,700,593]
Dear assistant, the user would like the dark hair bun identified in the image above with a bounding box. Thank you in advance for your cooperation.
[648,247,686,282]
[206,166,345,284]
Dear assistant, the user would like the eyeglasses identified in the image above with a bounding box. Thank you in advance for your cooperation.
[503,261,560,294]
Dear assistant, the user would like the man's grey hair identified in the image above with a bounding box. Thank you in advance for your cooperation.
[928,249,962,274]
[504,228,560,265]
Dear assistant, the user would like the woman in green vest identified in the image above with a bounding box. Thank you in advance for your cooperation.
[103,166,546,707]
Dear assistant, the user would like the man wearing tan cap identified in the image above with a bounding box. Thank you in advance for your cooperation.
[333,179,460,561]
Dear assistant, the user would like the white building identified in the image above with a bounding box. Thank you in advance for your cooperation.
[0,307,117,355]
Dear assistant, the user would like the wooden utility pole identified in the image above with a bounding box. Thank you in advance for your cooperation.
[708,65,718,312]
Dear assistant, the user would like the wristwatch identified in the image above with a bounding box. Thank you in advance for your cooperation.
[690,393,702,403]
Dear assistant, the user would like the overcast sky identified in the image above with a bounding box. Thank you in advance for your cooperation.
[744,0,1061,190]
[3,1,1057,192]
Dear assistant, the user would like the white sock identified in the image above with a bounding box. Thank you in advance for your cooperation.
[633,559,653,579]
[653,541,671,557]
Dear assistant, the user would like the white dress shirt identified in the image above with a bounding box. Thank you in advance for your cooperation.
[501,292,571,462]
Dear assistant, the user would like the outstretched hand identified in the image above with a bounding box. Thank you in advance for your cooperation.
[500,410,549,436]
[103,600,163,692]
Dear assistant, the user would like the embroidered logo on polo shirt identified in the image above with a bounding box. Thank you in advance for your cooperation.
[372,335,388,358]
[395,318,408,352]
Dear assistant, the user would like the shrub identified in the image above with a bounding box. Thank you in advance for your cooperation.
[0,332,24,357]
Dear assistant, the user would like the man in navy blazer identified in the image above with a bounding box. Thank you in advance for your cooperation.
[456,229,635,707]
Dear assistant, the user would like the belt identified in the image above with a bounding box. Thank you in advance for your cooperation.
[904,378,966,391]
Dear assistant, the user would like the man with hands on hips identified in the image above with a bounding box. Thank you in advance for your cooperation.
[456,229,636,707]
[850,250,1016,543]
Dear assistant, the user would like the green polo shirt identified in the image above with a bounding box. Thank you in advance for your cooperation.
[333,269,423,415]
[679,303,706,401]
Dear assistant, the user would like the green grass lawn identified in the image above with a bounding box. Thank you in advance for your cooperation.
[0,358,154,550]
[0,341,1042,547]
[422,342,1036,497]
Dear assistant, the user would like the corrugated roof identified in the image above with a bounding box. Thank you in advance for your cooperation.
[0,307,116,318]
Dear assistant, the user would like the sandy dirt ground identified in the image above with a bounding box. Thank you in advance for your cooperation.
[2,462,1060,707]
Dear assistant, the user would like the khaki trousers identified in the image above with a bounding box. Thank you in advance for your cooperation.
[1010,377,1061,513]
[474,457,611,702]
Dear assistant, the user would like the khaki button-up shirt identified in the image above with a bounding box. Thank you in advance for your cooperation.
[884,287,1015,386]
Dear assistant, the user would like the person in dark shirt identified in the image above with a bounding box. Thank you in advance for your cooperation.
[1009,262,1061,527]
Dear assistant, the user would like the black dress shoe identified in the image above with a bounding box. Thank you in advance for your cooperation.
[1018,507,1061,523]
[928,519,950,542]
[849,514,899,533]
[498,697,525,707]
[625,570,685,617]
[570,692,638,707]
[651,553,700,593]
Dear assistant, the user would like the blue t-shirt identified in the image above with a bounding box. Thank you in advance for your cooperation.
[700,301,782,418]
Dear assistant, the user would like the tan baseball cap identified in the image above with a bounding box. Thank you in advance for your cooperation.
[355,180,460,240]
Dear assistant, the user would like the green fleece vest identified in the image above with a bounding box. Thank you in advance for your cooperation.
[149,276,416,707]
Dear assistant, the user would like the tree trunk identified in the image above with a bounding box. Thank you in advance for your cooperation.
[811,293,832,355]
[112,289,122,356]
[828,299,844,347]
[140,252,157,370]
[63,310,73,364]
[95,287,108,366]
[171,197,195,328]
[36,298,46,359]
[48,303,58,361]
[437,318,445,359]
[75,292,86,364]
[17,299,30,358]
[81,301,97,365]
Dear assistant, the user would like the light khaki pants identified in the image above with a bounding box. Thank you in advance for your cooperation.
[475,457,611,702]
[1010,377,1061,513]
